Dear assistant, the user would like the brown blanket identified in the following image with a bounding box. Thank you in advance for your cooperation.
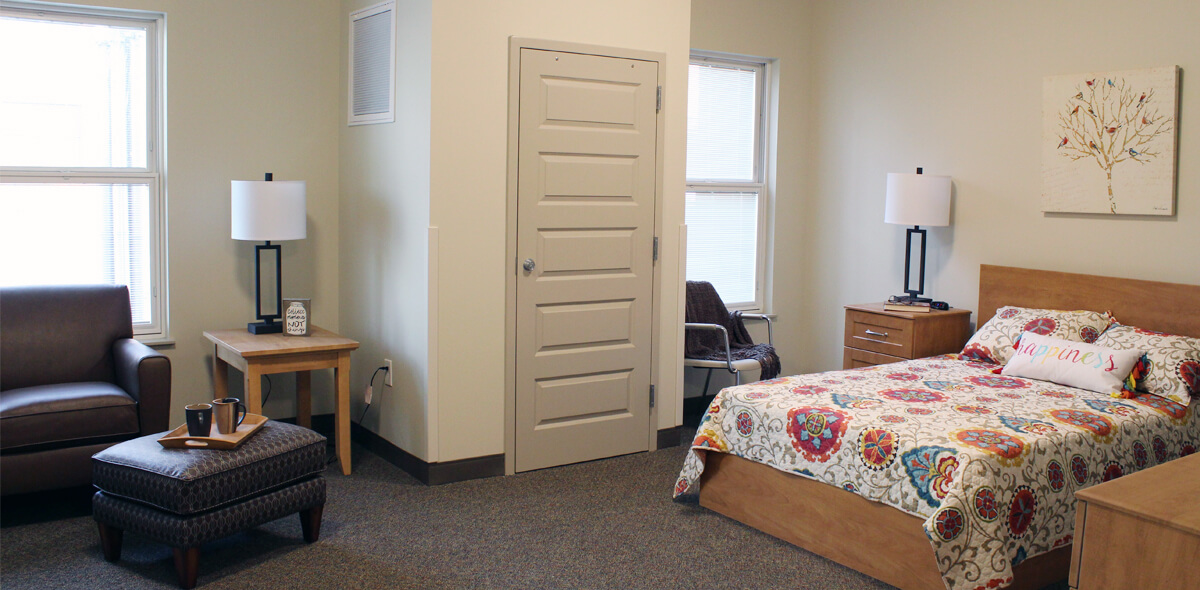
[684,281,780,380]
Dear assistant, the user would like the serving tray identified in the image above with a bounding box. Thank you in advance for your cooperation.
[157,414,268,450]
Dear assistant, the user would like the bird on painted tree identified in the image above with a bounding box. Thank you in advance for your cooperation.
[1088,107,1096,116]
[1058,137,1069,149]
[1128,148,1141,157]
[1138,93,1147,106]
[1142,116,1152,125]
[1089,140,1099,150]
[1071,105,1080,115]
[1074,91,1085,100]
[1086,79,1096,87]
[1107,79,1115,87]
[1106,125,1121,134]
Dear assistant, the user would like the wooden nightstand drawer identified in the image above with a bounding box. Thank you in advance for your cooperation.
[842,304,973,370]
[843,347,907,369]
[845,310,915,358]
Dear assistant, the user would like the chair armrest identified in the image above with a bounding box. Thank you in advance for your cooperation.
[684,322,734,370]
[739,313,774,346]
[114,338,172,434]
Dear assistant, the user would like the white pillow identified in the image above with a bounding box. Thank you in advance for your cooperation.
[1001,331,1142,395]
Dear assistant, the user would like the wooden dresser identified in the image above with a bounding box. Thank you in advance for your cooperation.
[1069,452,1200,589]
[843,303,972,369]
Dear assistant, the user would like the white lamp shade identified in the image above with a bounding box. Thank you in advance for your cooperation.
[231,180,307,241]
[884,173,951,227]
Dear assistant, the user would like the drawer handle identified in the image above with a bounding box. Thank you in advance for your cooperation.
[865,329,889,338]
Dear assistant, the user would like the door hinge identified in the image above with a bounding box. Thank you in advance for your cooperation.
[652,236,659,262]
[656,85,662,113]
[649,384,656,408]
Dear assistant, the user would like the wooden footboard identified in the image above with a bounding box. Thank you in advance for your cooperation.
[699,452,1070,590]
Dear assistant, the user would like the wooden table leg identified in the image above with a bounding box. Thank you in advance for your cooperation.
[244,364,263,415]
[335,352,351,475]
[212,345,229,399]
[296,370,312,429]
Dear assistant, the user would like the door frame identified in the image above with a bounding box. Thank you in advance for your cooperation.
[504,37,667,475]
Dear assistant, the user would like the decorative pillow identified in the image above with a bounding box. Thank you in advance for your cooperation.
[961,306,1114,365]
[1093,324,1200,404]
[1000,332,1141,395]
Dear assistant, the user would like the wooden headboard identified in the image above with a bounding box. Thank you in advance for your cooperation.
[978,265,1200,338]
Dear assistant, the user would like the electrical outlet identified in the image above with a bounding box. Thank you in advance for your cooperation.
[384,359,393,387]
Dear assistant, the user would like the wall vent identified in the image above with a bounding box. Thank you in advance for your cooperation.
[348,1,395,125]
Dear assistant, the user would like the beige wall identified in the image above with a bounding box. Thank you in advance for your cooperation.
[428,0,692,462]
[686,0,814,396]
[67,0,343,425]
[801,0,1200,372]
[339,0,434,459]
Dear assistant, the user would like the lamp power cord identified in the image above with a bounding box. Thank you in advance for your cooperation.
[360,365,389,424]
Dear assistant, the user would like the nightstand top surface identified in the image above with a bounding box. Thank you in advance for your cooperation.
[845,302,973,319]
[1075,452,1200,536]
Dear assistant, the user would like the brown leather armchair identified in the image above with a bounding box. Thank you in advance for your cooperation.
[1,285,171,495]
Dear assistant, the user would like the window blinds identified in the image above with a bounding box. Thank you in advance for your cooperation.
[686,62,759,182]
[685,191,759,304]
[684,57,765,307]
[0,7,161,331]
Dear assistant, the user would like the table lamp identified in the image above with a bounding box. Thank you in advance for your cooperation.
[231,173,306,334]
[884,167,951,303]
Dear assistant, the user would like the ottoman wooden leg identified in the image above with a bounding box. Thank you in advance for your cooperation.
[300,504,324,543]
[172,546,200,589]
[97,522,123,562]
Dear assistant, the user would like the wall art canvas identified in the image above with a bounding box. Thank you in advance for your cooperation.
[1042,66,1178,215]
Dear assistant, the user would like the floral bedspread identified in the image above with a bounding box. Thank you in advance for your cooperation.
[673,356,1200,590]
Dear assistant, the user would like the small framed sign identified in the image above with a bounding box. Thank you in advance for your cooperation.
[282,298,311,336]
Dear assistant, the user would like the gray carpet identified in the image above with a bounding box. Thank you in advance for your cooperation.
[0,442,1057,589]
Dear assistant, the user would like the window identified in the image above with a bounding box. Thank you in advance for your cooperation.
[1,3,167,340]
[685,53,770,310]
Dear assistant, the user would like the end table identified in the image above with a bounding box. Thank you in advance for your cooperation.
[204,326,359,475]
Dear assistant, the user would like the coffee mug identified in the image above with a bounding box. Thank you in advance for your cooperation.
[212,397,247,434]
[185,403,213,437]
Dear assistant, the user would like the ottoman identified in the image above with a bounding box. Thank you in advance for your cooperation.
[91,420,327,588]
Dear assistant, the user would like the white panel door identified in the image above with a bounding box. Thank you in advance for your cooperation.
[515,48,658,472]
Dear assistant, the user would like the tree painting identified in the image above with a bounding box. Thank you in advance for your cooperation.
[1042,67,1178,215]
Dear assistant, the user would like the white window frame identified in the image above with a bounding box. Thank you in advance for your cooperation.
[686,52,771,311]
[1,2,169,342]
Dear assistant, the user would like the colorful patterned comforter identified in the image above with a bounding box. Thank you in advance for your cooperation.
[673,356,1200,590]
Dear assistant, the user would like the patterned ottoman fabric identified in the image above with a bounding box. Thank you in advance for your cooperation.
[92,420,326,515]
[93,476,326,548]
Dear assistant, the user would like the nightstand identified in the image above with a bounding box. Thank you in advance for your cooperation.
[1069,452,1200,589]
[843,303,972,369]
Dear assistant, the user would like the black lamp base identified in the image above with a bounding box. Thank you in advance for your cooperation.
[898,225,934,304]
[247,321,283,335]
[247,239,284,335]
[892,295,933,304]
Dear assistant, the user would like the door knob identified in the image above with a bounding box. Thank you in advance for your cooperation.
[523,258,536,271]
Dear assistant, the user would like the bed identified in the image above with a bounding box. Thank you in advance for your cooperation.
[674,265,1200,590]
